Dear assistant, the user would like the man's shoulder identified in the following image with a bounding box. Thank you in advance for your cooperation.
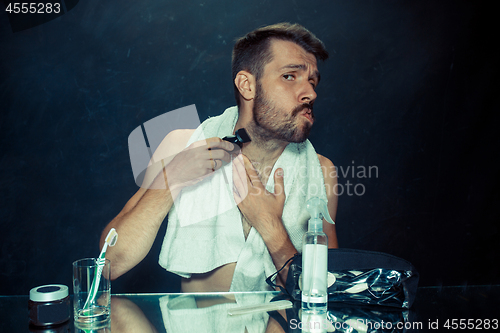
[316,153,337,183]
[316,154,338,205]
[150,129,195,163]
[316,153,335,169]
[164,129,196,144]
[161,129,195,149]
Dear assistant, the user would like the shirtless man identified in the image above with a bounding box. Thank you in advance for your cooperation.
[100,23,339,292]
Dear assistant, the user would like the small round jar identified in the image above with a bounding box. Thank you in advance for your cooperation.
[29,285,70,327]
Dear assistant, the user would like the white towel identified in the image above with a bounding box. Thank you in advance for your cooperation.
[158,106,327,290]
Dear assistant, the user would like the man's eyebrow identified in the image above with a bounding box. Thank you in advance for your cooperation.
[280,64,307,71]
[279,64,321,82]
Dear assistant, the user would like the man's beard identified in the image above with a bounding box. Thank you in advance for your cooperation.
[251,83,313,143]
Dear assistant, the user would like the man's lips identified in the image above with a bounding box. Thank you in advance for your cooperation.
[300,108,314,123]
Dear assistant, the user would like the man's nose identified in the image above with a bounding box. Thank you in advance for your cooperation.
[299,82,317,104]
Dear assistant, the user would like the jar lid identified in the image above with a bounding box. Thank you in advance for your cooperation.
[30,284,69,302]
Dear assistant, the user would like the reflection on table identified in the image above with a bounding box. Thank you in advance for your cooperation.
[112,291,282,333]
[0,286,498,332]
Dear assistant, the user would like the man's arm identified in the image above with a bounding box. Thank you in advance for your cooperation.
[100,129,191,280]
[317,154,339,248]
[110,296,159,333]
[100,130,235,280]
[99,177,174,280]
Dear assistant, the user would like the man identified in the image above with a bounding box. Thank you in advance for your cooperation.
[100,23,338,292]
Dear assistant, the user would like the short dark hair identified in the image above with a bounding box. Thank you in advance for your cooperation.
[231,23,328,107]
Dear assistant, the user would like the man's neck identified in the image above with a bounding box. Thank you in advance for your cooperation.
[238,132,288,184]
[241,143,286,186]
[234,105,289,182]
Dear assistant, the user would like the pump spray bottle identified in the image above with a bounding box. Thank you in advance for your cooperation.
[302,197,335,315]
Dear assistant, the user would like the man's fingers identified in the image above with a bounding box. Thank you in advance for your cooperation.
[232,154,248,203]
[189,137,235,152]
[185,138,234,167]
[241,155,256,174]
[274,168,286,199]
[209,148,232,164]
[206,137,236,152]
[241,154,262,187]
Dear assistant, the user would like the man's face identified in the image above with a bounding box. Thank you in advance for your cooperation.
[252,39,320,143]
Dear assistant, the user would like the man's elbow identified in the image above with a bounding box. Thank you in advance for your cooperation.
[109,262,128,281]
[110,271,121,281]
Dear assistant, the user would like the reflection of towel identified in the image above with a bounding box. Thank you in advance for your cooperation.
[159,293,274,333]
[158,106,327,290]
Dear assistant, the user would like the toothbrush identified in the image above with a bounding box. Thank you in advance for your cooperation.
[83,228,118,309]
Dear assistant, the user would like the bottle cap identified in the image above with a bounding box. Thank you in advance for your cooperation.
[30,285,69,302]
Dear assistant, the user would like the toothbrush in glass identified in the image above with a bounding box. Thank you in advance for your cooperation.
[83,228,118,309]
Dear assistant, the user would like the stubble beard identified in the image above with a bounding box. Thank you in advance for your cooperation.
[251,82,313,144]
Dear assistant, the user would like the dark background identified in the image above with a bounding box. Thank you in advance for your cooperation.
[1,0,498,295]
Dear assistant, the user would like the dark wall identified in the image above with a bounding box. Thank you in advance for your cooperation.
[1,0,498,295]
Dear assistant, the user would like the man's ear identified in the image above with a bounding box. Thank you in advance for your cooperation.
[234,70,256,102]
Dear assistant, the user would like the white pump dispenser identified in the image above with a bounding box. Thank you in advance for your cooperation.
[301,197,335,315]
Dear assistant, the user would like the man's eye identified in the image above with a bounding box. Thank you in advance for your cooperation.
[283,74,295,81]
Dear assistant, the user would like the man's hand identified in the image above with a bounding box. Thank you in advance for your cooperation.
[232,154,297,287]
[232,154,286,239]
[163,137,235,194]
